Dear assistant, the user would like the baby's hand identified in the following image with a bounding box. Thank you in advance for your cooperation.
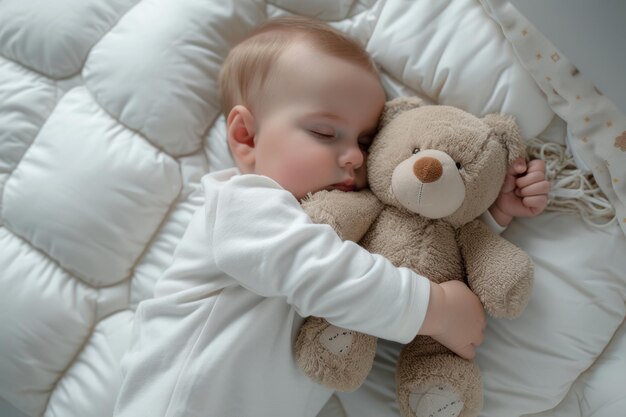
[425,281,486,360]
[489,158,550,227]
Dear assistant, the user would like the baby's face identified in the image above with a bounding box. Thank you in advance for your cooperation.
[251,41,385,200]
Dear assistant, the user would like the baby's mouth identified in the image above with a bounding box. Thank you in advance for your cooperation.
[328,180,356,192]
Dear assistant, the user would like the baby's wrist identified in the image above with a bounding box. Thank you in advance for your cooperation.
[419,281,447,336]
[488,204,513,227]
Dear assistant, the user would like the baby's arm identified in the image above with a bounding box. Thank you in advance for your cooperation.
[212,176,484,356]
[421,281,486,359]
[302,189,483,359]
[489,158,549,227]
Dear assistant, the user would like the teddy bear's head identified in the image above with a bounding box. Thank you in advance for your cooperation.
[368,98,527,227]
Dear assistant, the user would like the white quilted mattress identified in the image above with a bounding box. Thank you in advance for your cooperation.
[1,1,625,417]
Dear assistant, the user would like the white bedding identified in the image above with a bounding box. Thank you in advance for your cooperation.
[1,1,625,417]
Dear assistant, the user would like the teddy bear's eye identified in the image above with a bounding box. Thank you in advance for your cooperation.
[455,162,462,170]
[412,148,420,154]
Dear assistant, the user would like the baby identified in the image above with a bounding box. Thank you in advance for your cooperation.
[113,16,548,417]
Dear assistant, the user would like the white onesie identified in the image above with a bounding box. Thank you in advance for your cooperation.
[113,168,432,417]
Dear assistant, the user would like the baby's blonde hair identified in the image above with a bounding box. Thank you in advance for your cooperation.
[218,16,378,116]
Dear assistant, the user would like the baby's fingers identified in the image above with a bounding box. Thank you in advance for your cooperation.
[516,180,550,197]
[452,344,477,360]
[515,171,546,188]
[501,172,517,193]
[523,195,548,212]
[526,159,546,173]
[510,157,527,175]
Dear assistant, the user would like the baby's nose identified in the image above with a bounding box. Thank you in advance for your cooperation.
[342,145,365,168]
[413,156,442,183]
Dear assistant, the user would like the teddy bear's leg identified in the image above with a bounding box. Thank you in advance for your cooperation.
[295,316,377,392]
[396,336,482,417]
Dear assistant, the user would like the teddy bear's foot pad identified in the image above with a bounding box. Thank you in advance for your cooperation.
[320,326,354,355]
[409,385,463,417]
[295,318,377,392]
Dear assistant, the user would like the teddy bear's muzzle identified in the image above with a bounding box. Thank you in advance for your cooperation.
[391,149,465,218]
[413,156,443,183]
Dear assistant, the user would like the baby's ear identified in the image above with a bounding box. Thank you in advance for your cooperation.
[378,96,423,129]
[227,105,257,173]
[483,113,527,163]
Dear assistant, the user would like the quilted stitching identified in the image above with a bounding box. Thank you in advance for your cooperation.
[0,1,554,416]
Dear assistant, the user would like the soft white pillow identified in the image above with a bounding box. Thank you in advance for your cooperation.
[365,0,554,139]
[529,317,626,417]
[477,213,626,416]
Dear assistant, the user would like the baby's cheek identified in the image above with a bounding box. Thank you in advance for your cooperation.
[288,156,320,176]
[281,158,322,187]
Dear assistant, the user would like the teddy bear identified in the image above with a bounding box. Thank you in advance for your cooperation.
[295,97,534,417]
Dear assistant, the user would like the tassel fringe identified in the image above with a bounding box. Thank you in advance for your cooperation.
[526,137,616,228]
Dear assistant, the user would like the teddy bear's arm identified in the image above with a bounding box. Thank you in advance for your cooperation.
[456,219,534,318]
[301,189,384,242]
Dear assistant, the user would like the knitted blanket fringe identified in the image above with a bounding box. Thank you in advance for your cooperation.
[526,137,616,228]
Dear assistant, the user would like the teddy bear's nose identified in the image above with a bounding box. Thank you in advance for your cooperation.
[413,156,443,183]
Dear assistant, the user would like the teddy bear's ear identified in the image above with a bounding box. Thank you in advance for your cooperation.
[483,113,527,163]
[378,96,423,129]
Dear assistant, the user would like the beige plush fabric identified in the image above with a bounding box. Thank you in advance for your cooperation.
[296,99,534,417]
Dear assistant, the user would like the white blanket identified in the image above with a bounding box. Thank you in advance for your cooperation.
[1,1,625,416]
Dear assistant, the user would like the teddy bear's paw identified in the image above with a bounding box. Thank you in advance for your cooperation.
[483,254,534,319]
[501,271,533,318]
[409,385,463,417]
[295,319,377,392]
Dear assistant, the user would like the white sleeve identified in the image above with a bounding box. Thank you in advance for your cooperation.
[480,210,507,234]
[210,175,430,344]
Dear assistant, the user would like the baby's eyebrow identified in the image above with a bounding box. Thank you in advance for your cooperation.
[305,111,344,122]
[304,111,377,136]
